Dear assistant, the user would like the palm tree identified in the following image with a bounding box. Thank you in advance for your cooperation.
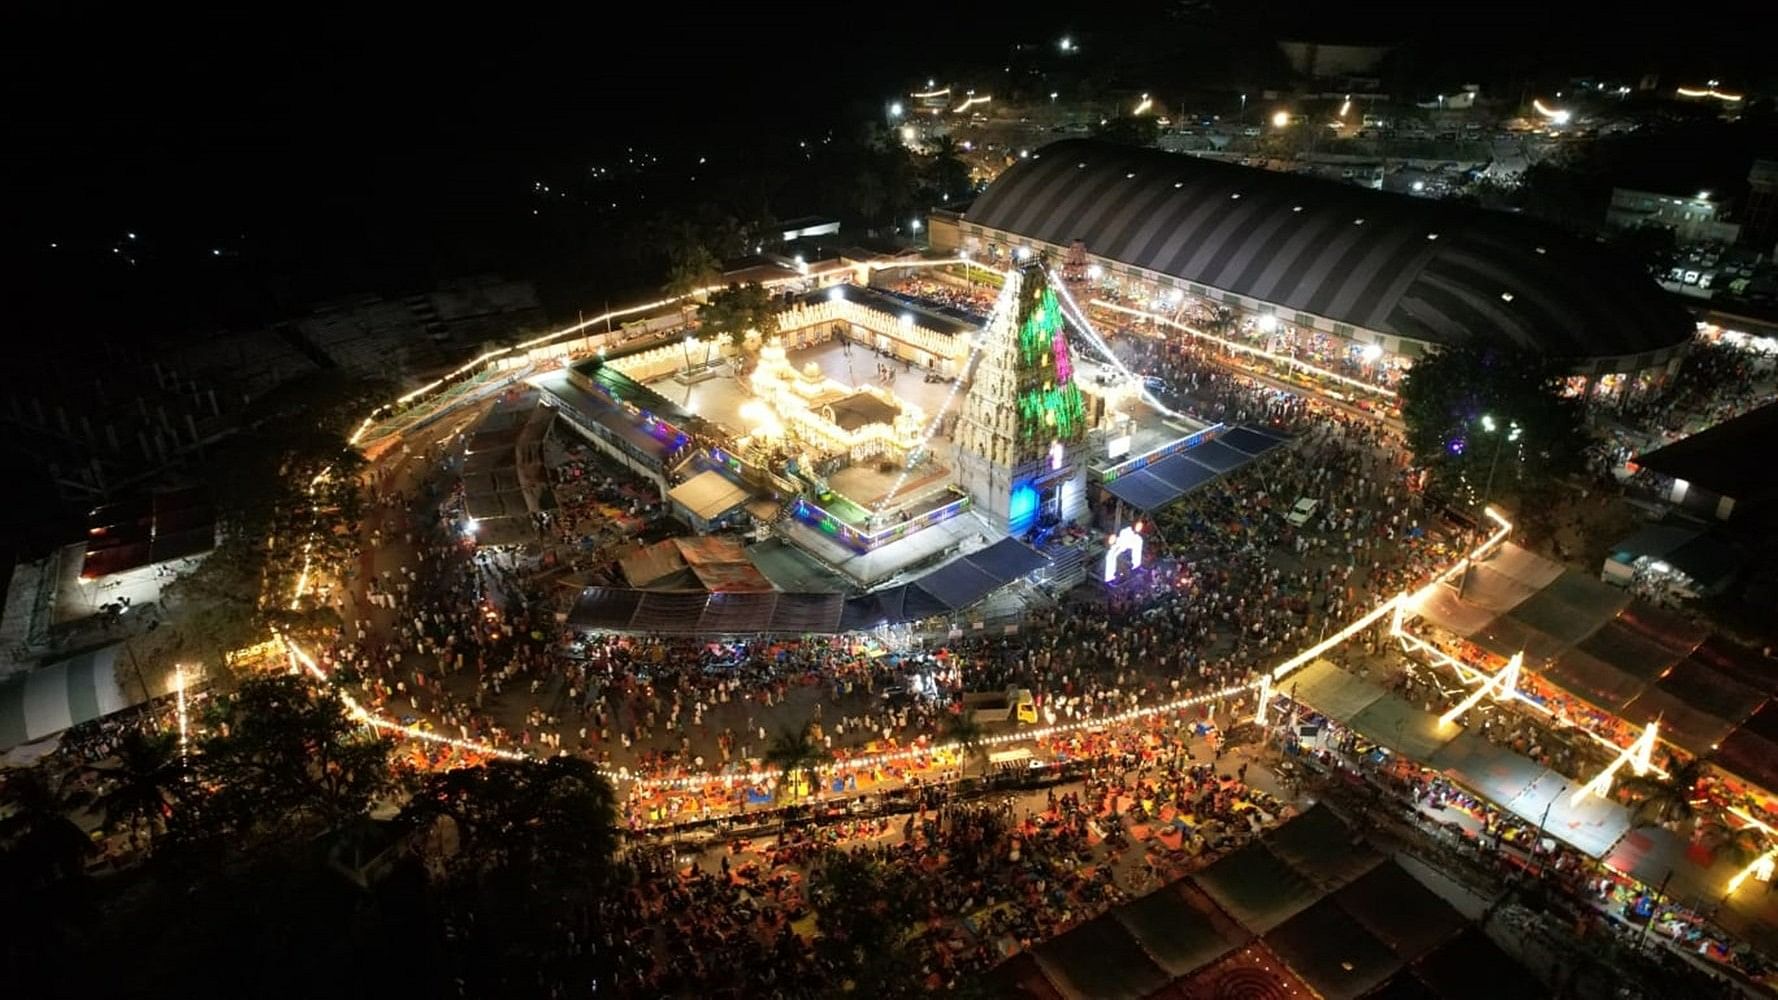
[1618,755,1709,830]
[0,769,94,890]
[1695,817,1767,867]
[946,712,987,776]
[765,722,830,801]
[89,729,181,850]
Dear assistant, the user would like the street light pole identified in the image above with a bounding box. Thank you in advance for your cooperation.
[1458,415,1518,600]
[1481,426,1508,513]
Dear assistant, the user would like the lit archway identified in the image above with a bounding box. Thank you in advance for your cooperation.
[1104,525,1144,582]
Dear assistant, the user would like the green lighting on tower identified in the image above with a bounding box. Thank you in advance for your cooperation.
[1012,266,1087,447]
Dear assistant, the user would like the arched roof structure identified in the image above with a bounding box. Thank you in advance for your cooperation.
[963,140,1692,363]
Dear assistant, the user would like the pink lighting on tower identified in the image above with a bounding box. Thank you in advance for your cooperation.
[1052,334,1073,382]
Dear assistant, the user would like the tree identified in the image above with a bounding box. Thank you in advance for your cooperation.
[697,282,778,347]
[404,756,617,882]
[765,721,830,800]
[193,675,393,845]
[664,242,721,297]
[0,769,94,892]
[1694,817,1767,866]
[1398,344,1585,508]
[809,848,924,992]
[1619,755,1708,830]
[946,712,987,776]
[851,168,887,222]
[164,371,374,668]
[924,135,973,203]
[89,728,182,851]
[403,758,620,995]
[1093,115,1160,147]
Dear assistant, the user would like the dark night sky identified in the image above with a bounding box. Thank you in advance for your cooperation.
[3,2,1767,339]
[0,1,1766,552]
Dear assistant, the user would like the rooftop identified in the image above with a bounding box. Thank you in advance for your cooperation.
[966,139,1693,363]
[1634,401,1778,502]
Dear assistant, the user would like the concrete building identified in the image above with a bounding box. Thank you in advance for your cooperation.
[1743,160,1778,255]
[935,140,1693,379]
[1607,187,1741,246]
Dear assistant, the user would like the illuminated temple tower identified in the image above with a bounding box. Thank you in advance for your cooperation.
[953,262,1089,534]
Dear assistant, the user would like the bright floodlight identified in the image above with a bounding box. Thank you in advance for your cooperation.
[1059,37,1073,52]
[911,219,922,232]
[889,101,904,118]
[1481,414,1497,433]
[1257,314,1278,333]
[1361,343,1384,362]
[1015,246,1032,261]
[1532,99,1570,125]
[827,286,845,302]
[1271,110,1290,128]
[1087,264,1102,279]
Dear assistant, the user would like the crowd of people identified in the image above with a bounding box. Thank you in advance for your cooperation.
[284,315,1490,831]
[572,722,1285,996]
[883,276,1000,318]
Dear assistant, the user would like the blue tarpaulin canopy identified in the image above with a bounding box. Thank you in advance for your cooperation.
[1102,426,1287,513]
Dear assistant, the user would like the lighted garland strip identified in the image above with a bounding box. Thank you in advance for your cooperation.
[1043,269,1190,422]
[873,273,1015,512]
[273,506,1518,802]
[276,478,1517,800]
[350,257,987,446]
[286,260,1522,808]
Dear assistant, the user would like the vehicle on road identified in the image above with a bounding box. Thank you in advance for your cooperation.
[962,687,1038,725]
[1285,497,1320,527]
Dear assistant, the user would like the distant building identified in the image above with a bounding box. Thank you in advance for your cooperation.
[777,216,841,242]
[1607,187,1741,246]
[951,140,1693,378]
[1743,160,1778,255]
[1632,402,1778,519]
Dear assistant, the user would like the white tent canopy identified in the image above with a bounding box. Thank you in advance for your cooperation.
[0,643,150,751]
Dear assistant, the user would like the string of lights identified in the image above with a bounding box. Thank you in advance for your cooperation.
[174,663,191,764]
[873,272,1015,511]
[352,257,985,446]
[267,505,1517,804]
[288,466,334,610]
[1043,268,1190,421]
